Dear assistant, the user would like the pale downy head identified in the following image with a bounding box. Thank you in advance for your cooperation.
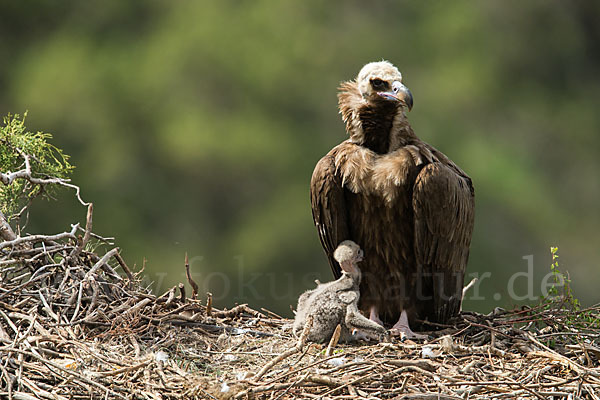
[334,240,363,277]
[356,61,413,110]
[337,61,415,146]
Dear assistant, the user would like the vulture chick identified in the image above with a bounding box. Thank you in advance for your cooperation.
[293,240,386,343]
[310,61,475,337]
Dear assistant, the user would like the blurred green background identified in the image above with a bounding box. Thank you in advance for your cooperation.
[1,1,598,315]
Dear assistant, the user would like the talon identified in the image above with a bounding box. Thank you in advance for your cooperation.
[391,310,428,340]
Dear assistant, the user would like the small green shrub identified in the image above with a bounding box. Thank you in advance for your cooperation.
[542,246,580,311]
[0,112,74,221]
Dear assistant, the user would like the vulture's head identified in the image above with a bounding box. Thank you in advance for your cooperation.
[334,240,364,279]
[356,61,413,111]
[338,61,414,145]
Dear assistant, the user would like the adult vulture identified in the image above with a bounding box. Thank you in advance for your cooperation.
[310,61,475,337]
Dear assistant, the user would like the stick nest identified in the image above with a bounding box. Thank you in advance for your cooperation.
[1,220,599,399]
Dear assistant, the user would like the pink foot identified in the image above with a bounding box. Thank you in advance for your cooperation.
[369,306,384,326]
[390,310,427,340]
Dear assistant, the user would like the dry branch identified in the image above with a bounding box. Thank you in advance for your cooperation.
[184,252,198,299]
[0,210,17,242]
[69,203,93,260]
[0,151,88,206]
[325,323,341,357]
[0,224,78,251]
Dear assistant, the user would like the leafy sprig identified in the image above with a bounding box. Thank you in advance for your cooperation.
[0,112,74,219]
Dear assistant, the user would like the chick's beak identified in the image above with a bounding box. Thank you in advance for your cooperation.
[378,81,413,111]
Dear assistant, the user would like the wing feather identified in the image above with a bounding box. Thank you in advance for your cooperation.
[310,154,350,279]
[413,162,475,322]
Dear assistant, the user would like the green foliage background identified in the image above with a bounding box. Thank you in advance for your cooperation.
[1,1,598,314]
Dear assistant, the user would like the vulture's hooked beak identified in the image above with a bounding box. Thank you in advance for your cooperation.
[378,81,413,111]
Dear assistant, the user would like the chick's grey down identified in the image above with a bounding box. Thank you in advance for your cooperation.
[293,241,386,343]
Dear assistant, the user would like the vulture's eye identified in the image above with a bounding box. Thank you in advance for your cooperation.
[371,78,386,90]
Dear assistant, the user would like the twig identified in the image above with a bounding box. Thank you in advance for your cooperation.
[325,324,341,357]
[0,210,17,242]
[272,371,311,400]
[525,332,600,378]
[253,316,313,381]
[69,282,84,324]
[386,359,438,373]
[212,304,265,319]
[206,292,213,316]
[178,283,186,302]
[184,253,198,299]
[0,224,79,251]
[316,371,372,398]
[114,250,134,281]
[167,320,279,338]
[85,248,119,280]
[5,347,127,399]
[0,152,88,206]
[260,353,359,386]
[393,395,461,400]
[462,277,478,301]
[91,359,152,377]
[69,203,93,260]
[0,271,53,300]
[261,308,284,319]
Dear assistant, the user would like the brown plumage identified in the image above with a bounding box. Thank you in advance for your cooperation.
[310,61,475,332]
